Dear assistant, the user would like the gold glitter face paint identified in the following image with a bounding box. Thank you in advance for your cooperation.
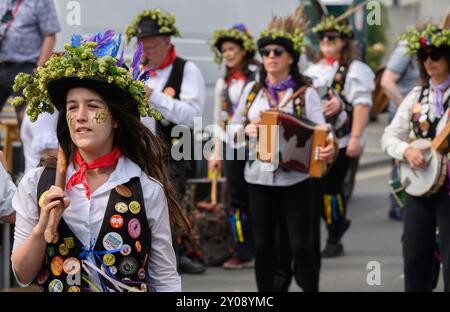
[66,111,76,131]
[93,109,111,124]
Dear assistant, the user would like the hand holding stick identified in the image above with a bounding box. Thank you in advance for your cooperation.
[44,147,67,244]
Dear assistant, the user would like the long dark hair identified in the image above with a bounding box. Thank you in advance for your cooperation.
[416,46,450,86]
[50,97,190,233]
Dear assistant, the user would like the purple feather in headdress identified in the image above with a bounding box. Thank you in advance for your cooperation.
[131,42,143,73]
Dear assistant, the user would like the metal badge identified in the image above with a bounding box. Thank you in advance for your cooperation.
[121,244,132,256]
[51,256,64,276]
[129,201,141,214]
[102,253,116,267]
[115,202,128,214]
[115,185,132,198]
[110,214,124,229]
[102,232,124,251]
[59,243,69,256]
[128,218,142,239]
[63,257,81,275]
[118,257,138,276]
[48,279,64,292]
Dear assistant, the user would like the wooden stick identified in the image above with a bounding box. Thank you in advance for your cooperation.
[44,147,67,244]
[211,168,218,206]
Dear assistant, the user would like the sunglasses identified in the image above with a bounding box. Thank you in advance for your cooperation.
[418,48,443,62]
[319,33,341,42]
[260,47,286,57]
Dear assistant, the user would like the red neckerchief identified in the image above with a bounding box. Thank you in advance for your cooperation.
[147,45,177,77]
[66,147,121,199]
[324,56,341,66]
[225,71,247,87]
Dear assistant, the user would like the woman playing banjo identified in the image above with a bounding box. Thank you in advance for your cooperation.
[381,18,450,291]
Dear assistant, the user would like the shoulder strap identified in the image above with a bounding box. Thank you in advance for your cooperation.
[243,82,261,126]
[37,167,56,213]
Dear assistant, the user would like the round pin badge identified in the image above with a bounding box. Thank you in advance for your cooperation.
[129,201,141,214]
[47,246,55,257]
[128,218,142,239]
[135,240,142,253]
[138,268,146,280]
[118,257,138,276]
[109,266,118,275]
[140,283,148,292]
[59,243,69,256]
[36,269,49,285]
[115,185,132,198]
[48,279,64,292]
[419,114,428,123]
[412,103,422,114]
[420,121,430,131]
[110,214,124,229]
[103,253,116,266]
[423,88,429,96]
[121,244,132,256]
[38,190,48,209]
[115,202,128,214]
[68,286,81,292]
[102,232,124,250]
[64,237,75,249]
[51,256,64,276]
[63,257,81,275]
[163,87,176,98]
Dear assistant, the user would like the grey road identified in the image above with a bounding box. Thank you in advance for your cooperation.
[181,165,444,292]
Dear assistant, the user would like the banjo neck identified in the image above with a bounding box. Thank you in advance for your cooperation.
[431,119,450,152]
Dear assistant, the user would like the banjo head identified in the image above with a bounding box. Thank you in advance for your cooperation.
[400,139,443,197]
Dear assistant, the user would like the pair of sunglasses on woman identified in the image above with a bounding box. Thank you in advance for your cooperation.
[418,47,444,62]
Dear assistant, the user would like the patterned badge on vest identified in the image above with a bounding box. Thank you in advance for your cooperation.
[163,86,176,97]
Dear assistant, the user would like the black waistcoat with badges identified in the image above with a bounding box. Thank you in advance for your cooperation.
[410,85,450,140]
[33,167,152,292]
[330,62,353,138]
[155,57,187,144]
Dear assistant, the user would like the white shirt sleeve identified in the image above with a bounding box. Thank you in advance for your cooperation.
[0,164,16,218]
[304,87,326,124]
[344,60,375,107]
[141,175,181,292]
[381,87,420,160]
[213,78,225,126]
[150,61,205,128]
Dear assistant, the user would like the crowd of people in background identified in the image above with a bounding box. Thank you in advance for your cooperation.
[0,1,449,292]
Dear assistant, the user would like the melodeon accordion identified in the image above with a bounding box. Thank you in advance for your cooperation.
[258,110,330,178]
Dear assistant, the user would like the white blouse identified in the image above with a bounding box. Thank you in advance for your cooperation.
[304,59,375,148]
[0,163,15,218]
[381,86,450,160]
[20,112,59,174]
[11,156,181,292]
[231,81,327,186]
[141,60,206,131]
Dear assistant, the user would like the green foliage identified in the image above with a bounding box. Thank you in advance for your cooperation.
[258,28,306,54]
[12,42,160,122]
[125,9,181,44]
[311,16,353,37]
[400,24,450,55]
[210,28,256,65]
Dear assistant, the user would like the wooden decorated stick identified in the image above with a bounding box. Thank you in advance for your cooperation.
[44,147,67,244]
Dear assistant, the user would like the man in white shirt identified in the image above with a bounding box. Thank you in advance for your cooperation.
[126,9,206,274]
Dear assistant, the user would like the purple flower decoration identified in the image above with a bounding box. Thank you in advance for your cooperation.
[231,23,247,33]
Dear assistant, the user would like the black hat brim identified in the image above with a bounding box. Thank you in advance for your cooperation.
[257,36,299,63]
[47,77,136,114]
[136,18,175,38]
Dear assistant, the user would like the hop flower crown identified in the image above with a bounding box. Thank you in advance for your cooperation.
[125,9,181,44]
[311,16,353,38]
[12,30,161,122]
[211,23,256,65]
[400,24,450,55]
